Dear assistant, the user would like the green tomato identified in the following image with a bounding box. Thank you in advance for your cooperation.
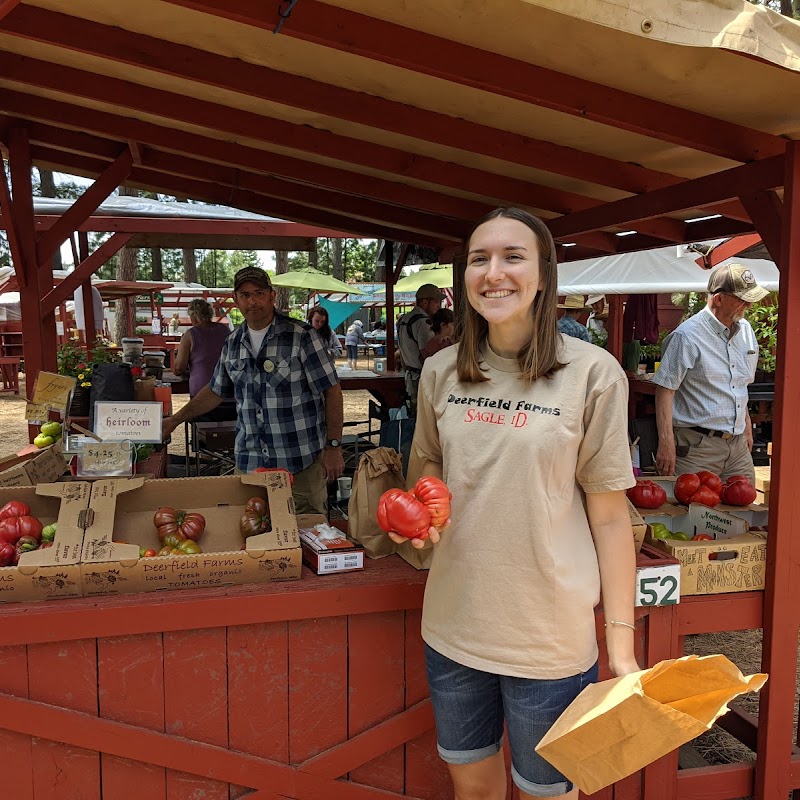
[40,421,62,437]
[650,523,671,540]
[41,523,57,543]
[33,434,54,449]
[669,531,691,541]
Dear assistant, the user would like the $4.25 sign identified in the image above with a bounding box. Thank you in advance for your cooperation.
[635,564,681,607]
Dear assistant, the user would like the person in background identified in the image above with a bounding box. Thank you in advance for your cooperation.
[73,285,105,337]
[557,295,592,342]
[344,319,366,370]
[388,207,639,800]
[163,267,344,515]
[397,283,445,413]
[308,305,342,358]
[654,263,766,482]
[168,311,181,336]
[173,299,230,396]
[420,307,455,362]
[585,294,608,346]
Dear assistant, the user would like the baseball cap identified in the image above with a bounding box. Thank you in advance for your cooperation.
[707,263,769,303]
[416,283,445,302]
[234,266,272,292]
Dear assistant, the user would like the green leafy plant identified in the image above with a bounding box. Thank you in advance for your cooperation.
[57,338,120,388]
[745,294,778,375]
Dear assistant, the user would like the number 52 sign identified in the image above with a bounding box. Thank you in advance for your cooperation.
[635,564,681,607]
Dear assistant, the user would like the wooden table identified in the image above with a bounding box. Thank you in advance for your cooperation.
[0,553,675,800]
[339,369,406,412]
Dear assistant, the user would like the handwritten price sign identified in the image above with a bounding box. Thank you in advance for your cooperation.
[78,443,133,478]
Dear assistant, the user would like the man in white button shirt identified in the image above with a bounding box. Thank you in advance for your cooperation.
[654,263,768,482]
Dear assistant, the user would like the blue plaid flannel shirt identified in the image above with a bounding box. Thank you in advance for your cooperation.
[209,314,339,473]
[557,315,592,342]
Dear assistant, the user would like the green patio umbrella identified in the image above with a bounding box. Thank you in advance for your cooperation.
[393,263,453,293]
[269,266,367,295]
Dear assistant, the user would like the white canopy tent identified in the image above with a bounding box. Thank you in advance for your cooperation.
[557,245,780,296]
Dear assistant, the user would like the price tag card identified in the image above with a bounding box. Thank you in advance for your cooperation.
[32,372,76,409]
[77,442,133,478]
[635,564,681,607]
[24,401,54,422]
[93,402,163,443]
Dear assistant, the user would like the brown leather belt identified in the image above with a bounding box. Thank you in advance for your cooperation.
[690,426,735,440]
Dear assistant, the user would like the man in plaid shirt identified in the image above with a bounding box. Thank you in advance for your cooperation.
[163,266,344,514]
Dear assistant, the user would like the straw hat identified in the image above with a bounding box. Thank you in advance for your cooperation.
[587,294,606,306]
[557,295,589,310]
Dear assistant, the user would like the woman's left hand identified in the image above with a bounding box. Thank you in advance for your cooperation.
[609,656,642,678]
[386,520,449,550]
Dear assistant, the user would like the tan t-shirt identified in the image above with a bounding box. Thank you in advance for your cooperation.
[412,337,635,679]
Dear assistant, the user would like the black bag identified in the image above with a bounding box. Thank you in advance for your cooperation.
[89,363,135,428]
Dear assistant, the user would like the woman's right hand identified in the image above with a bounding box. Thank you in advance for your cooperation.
[387,520,448,549]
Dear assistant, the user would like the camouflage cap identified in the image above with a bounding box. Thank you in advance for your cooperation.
[707,263,769,303]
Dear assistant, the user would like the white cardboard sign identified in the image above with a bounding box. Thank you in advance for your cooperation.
[635,564,681,607]
[93,402,163,443]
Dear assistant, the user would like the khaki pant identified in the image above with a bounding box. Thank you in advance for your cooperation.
[673,428,755,483]
[236,453,328,516]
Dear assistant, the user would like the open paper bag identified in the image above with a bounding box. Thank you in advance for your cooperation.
[347,447,404,559]
[536,654,767,795]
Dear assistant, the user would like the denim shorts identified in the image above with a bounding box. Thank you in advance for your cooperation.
[424,643,598,797]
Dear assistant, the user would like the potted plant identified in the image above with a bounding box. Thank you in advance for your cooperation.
[57,338,120,416]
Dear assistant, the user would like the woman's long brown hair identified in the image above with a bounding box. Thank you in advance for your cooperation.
[456,207,566,384]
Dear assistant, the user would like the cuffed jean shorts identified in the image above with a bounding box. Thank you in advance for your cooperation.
[424,643,598,797]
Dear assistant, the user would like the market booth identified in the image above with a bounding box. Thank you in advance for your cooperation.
[1,1,800,798]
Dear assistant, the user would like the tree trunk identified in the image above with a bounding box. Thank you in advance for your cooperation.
[275,251,289,312]
[308,240,318,268]
[332,238,344,281]
[38,168,62,271]
[177,198,197,283]
[115,186,139,344]
[151,247,163,281]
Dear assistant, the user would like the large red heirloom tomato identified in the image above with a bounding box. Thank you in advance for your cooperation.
[377,489,431,541]
[626,480,667,509]
[153,507,206,542]
[674,472,721,508]
[412,476,452,528]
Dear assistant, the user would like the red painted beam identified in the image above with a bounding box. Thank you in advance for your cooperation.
[2,5,695,195]
[676,592,763,636]
[0,61,608,218]
[30,143,463,243]
[35,147,133,271]
[676,762,753,800]
[755,140,800,800]
[0,96,492,225]
[0,0,20,23]
[0,94,750,246]
[41,232,133,315]
[704,233,763,268]
[548,156,784,239]
[739,191,783,264]
[162,0,785,164]
[0,155,24,287]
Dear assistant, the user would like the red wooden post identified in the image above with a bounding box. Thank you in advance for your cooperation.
[385,240,395,371]
[755,145,800,800]
[607,294,624,364]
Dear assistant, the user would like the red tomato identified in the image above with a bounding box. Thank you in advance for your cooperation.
[413,476,452,528]
[695,470,723,495]
[0,500,30,521]
[0,515,43,544]
[153,507,206,542]
[240,496,271,540]
[674,472,720,507]
[721,479,757,507]
[692,533,714,541]
[377,488,431,540]
[626,480,667,509]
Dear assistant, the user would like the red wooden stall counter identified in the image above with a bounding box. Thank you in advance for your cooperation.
[0,554,676,800]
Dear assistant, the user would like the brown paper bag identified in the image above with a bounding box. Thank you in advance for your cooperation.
[536,654,767,794]
[347,447,404,559]
[133,377,156,402]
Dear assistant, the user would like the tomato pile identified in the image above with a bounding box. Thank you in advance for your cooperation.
[152,507,207,556]
[0,500,49,566]
[377,477,452,541]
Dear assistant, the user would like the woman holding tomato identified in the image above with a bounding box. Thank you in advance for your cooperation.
[388,208,640,800]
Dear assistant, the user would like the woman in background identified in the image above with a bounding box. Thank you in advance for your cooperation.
[308,305,343,358]
[344,319,366,370]
[420,308,455,362]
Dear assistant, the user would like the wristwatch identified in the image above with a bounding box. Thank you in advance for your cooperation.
[326,438,341,448]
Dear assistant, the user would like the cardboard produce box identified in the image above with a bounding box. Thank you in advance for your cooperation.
[627,499,647,553]
[80,472,301,597]
[0,481,91,603]
[0,445,67,488]
[645,504,766,595]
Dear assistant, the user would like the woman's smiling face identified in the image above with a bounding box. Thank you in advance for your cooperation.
[466,217,544,333]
